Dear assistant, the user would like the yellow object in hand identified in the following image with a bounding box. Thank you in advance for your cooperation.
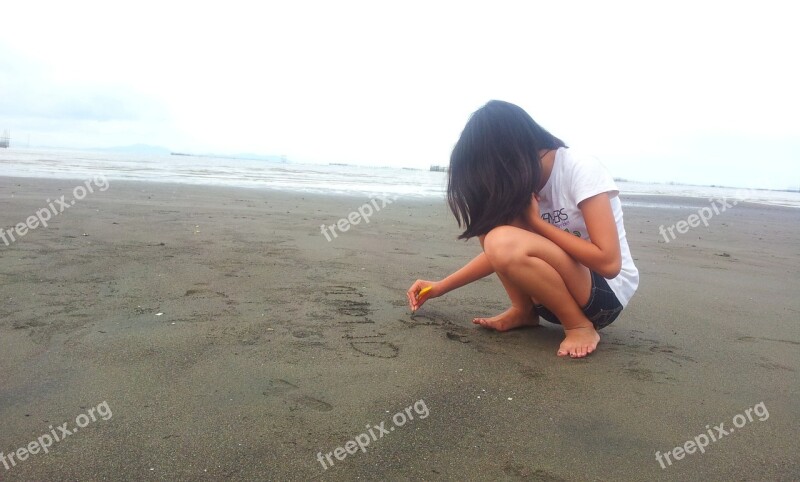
[412,286,433,313]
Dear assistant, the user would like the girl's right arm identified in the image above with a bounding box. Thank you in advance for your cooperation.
[407,251,494,310]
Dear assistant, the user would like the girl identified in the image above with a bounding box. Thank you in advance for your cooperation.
[406,100,639,358]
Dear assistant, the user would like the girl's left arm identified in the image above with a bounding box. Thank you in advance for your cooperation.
[527,193,622,278]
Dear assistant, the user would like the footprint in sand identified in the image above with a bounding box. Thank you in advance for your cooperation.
[169,285,236,323]
[605,334,696,368]
[290,329,326,348]
[349,341,399,358]
[446,331,470,344]
[519,366,545,380]
[293,395,333,412]
[622,361,674,383]
[262,379,333,412]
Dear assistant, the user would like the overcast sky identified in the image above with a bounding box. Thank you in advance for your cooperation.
[1,1,798,189]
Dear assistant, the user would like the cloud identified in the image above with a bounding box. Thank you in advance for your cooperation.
[0,43,173,148]
[0,2,797,189]
[0,44,166,122]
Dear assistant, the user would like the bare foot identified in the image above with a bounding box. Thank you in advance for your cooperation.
[473,306,539,332]
[558,326,600,358]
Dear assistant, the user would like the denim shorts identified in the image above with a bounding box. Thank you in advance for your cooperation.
[535,271,623,330]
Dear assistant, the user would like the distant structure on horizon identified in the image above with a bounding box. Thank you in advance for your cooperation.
[429,165,448,172]
[0,129,9,148]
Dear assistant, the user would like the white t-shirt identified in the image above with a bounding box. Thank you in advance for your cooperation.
[537,147,639,307]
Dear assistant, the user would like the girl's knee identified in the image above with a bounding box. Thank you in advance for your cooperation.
[484,226,525,270]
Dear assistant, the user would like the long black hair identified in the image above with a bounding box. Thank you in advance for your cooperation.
[447,100,566,240]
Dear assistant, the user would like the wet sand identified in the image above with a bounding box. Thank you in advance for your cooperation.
[1,177,798,480]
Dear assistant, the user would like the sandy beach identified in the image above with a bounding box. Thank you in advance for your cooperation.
[1,176,798,481]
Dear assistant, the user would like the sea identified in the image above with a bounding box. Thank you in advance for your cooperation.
[1,148,799,208]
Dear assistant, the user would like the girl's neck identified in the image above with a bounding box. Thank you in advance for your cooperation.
[537,148,557,191]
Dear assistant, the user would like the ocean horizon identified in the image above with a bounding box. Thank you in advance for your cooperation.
[2,147,799,208]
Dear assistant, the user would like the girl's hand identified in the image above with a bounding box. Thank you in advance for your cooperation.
[406,280,440,311]
[526,194,546,232]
